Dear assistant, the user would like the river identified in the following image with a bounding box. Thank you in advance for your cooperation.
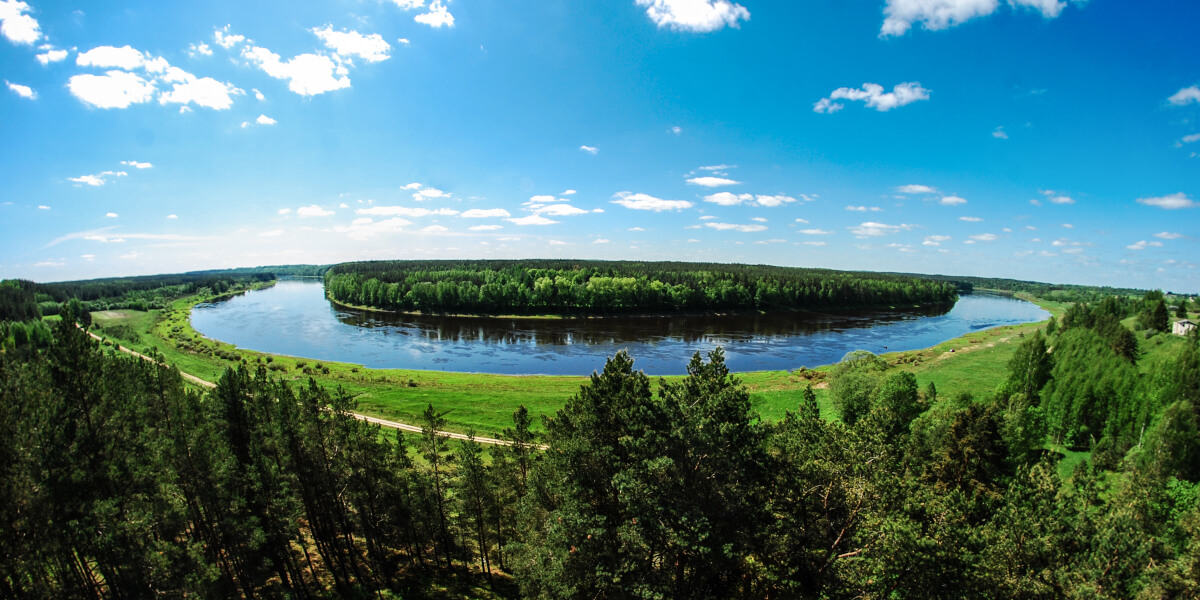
[189,279,1048,375]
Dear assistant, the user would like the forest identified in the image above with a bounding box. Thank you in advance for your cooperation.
[2,287,1199,598]
[324,260,960,316]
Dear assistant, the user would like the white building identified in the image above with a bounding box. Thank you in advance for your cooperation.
[1174,319,1197,336]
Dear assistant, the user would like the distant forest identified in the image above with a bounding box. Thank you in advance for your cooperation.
[324,260,961,316]
[2,300,1199,598]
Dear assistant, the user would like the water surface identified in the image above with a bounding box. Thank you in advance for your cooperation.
[191,280,1048,375]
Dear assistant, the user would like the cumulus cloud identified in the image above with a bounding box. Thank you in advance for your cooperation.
[611,192,693,211]
[242,45,350,96]
[799,229,833,235]
[848,222,915,238]
[461,208,512,218]
[940,195,967,206]
[311,25,391,62]
[923,235,951,246]
[880,0,1072,37]
[68,170,127,187]
[970,233,999,242]
[77,45,166,71]
[535,204,589,216]
[1168,86,1200,107]
[188,42,212,57]
[579,145,599,155]
[254,114,276,125]
[68,70,156,109]
[105,212,119,218]
[1049,195,1075,205]
[706,222,766,233]
[120,160,152,169]
[35,48,67,64]
[412,187,449,201]
[754,194,798,207]
[213,25,245,49]
[5,80,34,99]
[959,216,983,222]
[1126,240,1164,251]
[469,224,503,231]
[687,176,740,187]
[1137,192,1195,210]
[158,75,243,110]
[846,205,883,212]
[0,0,41,45]
[814,82,930,113]
[897,184,936,194]
[992,126,1009,139]
[635,0,750,32]
[1154,232,1183,240]
[704,192,752,206]
[414,0,454,28]
[508,215,559,226]
[297,204,334,218]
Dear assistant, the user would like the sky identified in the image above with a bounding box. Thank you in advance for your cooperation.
[0,0,1197,292]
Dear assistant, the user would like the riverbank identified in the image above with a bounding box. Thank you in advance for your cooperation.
[87,284,1063,438]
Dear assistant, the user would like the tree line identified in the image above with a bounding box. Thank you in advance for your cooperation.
[3,303,1199,598]
[325,260,960,316]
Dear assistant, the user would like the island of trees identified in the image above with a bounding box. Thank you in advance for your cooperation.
[324,260,961,316]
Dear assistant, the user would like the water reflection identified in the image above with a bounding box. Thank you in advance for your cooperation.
[191,280,1048,375]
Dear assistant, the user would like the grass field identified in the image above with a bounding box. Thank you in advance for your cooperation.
[87,287,1134,441]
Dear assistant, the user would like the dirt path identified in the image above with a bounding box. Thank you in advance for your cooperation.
[86,329,526,447]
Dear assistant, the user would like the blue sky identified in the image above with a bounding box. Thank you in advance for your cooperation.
[1,0,1197,292]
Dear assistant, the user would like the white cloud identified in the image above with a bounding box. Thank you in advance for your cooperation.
[1126,240,1164,251]
[357,206,459,217]
[35,48,67,65]
[414,187,449,200]
[414,0,455,28]
[1137,192,1195,210]
[687,176,740,187]
[120,160,153,169]
[750,217,768,223]
[277,208,292,215]
[335,217,412,240]
[846,205,883,212]
[311,26,391,62]
[814,82,930,113]
[802,241,827,247]
[36,204,48,210]
[635,0,750,32]
[579,145,599,155]
[1154,232,1183,240]
[897,184,936,194]
[391,0,426,8]
[105,212,119,218]
[421,225,448,233]
[5,80,34,99]
[68,71,156,109]
[68,170,127,187]
[401,182,423,190]
[848,222,915,237]
[940,195,967,206]
[461,208,512,218]
[253,88,265,101]
[959,216,982,222]
[297,204,334,218]
[258,229,284,237]
[754,194,797,207]
[1049,195,1075,204]
[880,0,1070,37]
[594,238,610,244]
[549,240,567,246]
[629,227,645,231]
[33,260,64,267]
[799,229,833,235]
[242,46,350,96]
[970,233,999,242]
[76,45,165,71]
[256,114,276,125]
[1181,133,1200,144]
[699,164,735,171]
[704,192,752,206]
[992,126,1008,139]
[612,191,693,211]
[158,75,243,110]
[562,189,577,195]
[794,218,809,223]
[1168,86,1200,107]
[188,42,212,57]
[166,214,178,219]
[535,204,589,216]
[706,222,766,232]
[923,235,951,246]
[81,254,94,261]
[397,38,410,46]
[470,224,503,231]
[670,126,682,135]
[509,215,559,226]
[0,0,41,45]
[213,25,245,49]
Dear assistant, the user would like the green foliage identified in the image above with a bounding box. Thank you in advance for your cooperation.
[325,259,960,316]
[829,350,888,425]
